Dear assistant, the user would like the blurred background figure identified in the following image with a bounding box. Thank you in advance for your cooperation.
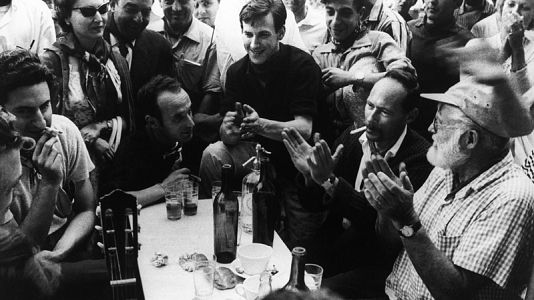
[283,0,327,53]
[195,0,220,27]
[454,0,495,30]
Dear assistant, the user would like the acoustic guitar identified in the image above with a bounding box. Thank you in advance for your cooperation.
[98,190,144,300]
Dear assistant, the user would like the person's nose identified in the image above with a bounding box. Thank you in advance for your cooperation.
[366,108,378,125]
[428,120,436,134]
[186,113,195,128]
[173,1,183,11]
[250,35,260,48]
[32,111,47,130]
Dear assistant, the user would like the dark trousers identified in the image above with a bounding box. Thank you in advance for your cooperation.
[57,259,111,300]
[322,266,390,300]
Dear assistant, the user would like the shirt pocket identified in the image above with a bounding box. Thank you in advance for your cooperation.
[176,58,204,94]
[435,231,462,259]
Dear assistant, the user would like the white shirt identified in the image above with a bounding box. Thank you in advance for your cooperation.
[109,33,136,68]
[354,125,407,191]
[297,6,327,53]
[0,0,55,55]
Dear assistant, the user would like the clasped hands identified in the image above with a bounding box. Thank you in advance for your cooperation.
[282,127,418,229]
[221,102,263,140]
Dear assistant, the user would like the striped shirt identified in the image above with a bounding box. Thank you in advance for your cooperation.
[364,0,411,52]
[386,153,534,299]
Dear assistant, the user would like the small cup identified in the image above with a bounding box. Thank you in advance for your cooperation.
[193,259,216,298]
[237,243,273,275]
[304,263,324,290]
[164,182,182,220]
[211,181,222,199]
[235,274,260,300]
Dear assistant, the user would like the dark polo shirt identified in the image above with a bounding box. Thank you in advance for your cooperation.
[220,43,321,179]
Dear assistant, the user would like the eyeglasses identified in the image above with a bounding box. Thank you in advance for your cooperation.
[73,2,109,18]
[431,115,468,133]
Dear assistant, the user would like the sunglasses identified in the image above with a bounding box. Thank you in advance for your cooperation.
[73,2,109,17]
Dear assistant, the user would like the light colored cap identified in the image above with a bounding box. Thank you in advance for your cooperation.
[421,79,534,138]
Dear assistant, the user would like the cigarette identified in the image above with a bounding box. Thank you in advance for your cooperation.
[350,126,366,135]
[183,59,201,67]
[42,127,62,137]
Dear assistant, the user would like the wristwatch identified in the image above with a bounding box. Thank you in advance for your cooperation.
[398,221,422,238]
[321,175,337,191]
[353,71,365,85]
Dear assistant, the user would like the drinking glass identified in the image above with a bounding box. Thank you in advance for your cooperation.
[234,191,243,245]
[193,258,216,299]
[304,263,323,290]
[164,181,182,220]
[182,179,199,216]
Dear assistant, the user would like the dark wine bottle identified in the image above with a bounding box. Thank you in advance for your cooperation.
[281,247,310,292]
[213,164,239,263]
[252,154,277,246]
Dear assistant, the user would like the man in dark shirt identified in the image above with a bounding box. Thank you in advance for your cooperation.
[199,0,321,246]
[407,0,473,139]
[104,75,194,207]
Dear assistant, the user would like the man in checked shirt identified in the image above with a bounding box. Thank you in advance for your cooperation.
[362,68,534,298]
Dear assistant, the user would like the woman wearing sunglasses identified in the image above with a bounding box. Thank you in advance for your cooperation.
[41,0,135,195]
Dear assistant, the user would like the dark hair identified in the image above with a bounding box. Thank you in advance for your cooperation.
[320,0,364,11]
[383,69,420,112]
[55,0,78,32]
[0,107,22,152]
[137,75,183,123]
[239,0,287,32]
[0,50,54,106]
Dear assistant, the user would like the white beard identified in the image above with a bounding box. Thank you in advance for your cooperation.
[427,131,470,169]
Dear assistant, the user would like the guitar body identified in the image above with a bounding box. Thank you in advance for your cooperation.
[99,190,144,300]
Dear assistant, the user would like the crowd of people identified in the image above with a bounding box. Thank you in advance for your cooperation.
[1,0,534,298]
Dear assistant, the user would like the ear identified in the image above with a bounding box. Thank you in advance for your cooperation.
[460,129,479,150]
[405,108,419,125]
[145,115,161,129]
[277,25,286,41]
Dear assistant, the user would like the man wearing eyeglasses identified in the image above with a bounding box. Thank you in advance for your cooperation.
[0,0,56,54]
[104,0,176,108]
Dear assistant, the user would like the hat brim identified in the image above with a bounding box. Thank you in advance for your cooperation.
[420,93,460,107]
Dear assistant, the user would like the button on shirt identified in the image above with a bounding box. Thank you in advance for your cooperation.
[165,17,222,107]
[354,126,407,191]
[386,153,534,299]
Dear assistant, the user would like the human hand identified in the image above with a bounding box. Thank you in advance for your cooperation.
[162,168,191,188]
[307,140,344,185]
[282,128,319,176]
[240,104,262,138]
[34,249,64,263]
[32,132,63,186]
[321,67,354,89]
[448,41,507,85]
[502,11,525,51]
[221,111,242,140]
[362,155,417,229]
[94,138,114,161]
[80,122,104,144]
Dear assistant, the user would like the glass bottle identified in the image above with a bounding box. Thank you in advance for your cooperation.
[240,144,262,233]
[252,149,277,246]
[213,164,239,263]
[258,270,273,298]
[281,247,310,292]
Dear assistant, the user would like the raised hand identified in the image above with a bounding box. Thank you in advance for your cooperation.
[162,168,191,188]
[80,122,104,144]
[32,132,63,186]
[240,104,262,138]
[282,127,313,176]
[307,140,344,185]
[94,138,114,161]
[362,155,417,229]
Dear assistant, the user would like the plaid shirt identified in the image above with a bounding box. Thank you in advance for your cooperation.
[386,153,534,299]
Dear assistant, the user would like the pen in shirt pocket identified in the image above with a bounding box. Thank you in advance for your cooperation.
[183,58,201,67]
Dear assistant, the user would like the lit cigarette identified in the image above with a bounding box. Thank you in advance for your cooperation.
[42,127,63,137]
[183,59,201,67]
[350,126,366,135]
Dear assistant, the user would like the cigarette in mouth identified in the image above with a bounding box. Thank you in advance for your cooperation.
[350,126,366,135]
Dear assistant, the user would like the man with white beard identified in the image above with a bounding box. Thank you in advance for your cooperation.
[361,77,534,299]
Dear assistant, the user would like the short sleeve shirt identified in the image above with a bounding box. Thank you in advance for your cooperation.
[11,115,95,234]
[386,153,534,299]
[165,18,222,110]
[221,43,321,178]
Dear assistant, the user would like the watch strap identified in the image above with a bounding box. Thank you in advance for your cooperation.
[398,220,422,238]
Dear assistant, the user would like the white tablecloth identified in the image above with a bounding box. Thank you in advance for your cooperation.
[138,199,292,299]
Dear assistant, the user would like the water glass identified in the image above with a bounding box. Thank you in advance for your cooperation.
[240,192,253,233]
[182,179,199,216]
[164,181,182,220]
[304,263,323,290]
[211,181,222,199]
[193,259,216,299]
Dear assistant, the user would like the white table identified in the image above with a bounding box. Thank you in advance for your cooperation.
[138,199,292,300]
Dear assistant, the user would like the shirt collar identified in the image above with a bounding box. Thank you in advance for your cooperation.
[368,0,384,22]
[318,30,372,54]
[109,33,136,48]
[166,17,202,46]
[358,125,407,158]
[298,5,322,27]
